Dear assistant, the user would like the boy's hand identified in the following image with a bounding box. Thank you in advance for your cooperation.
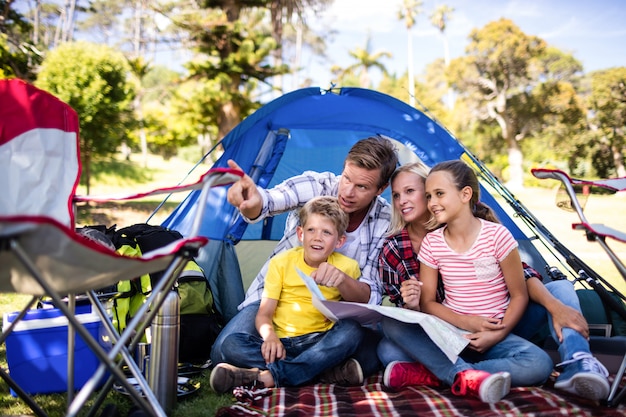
[311,262,347,288]
[226,159,263,219]
[261,334,286,364]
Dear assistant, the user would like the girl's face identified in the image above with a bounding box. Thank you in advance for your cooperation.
[297,213,345,268]
[425,170,468,224]
[391,171,429,225]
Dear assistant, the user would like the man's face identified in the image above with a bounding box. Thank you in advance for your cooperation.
[337,162,384,215]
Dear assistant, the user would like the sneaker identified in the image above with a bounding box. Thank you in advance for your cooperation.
[451,369,511,403]
[209,363,260,394]
[318,358,364,386]
[383,361,442,389]
[554,352,610,401]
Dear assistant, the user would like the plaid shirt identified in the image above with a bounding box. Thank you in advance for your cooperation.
[239,170,391,309]
[380,228,543,308]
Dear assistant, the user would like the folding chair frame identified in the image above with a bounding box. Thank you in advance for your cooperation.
[532,168,626,407]
[0,167,243,417]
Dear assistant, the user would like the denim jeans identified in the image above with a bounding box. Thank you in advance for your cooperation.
[513,279,590,362]
[221,318,363,387]
[211,301,383,377]
[380,316,553,387]
[210,302,260,365]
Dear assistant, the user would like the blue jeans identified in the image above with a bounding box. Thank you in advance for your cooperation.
[221,318,363,387]
[211,302,259,365]
[211,301,383,377]
[513,280,590,362]
[380,316,553,387]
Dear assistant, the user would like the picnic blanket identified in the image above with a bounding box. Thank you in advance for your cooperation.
[216,373,626,417]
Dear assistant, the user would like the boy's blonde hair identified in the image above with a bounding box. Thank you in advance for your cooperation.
[299,196,349,237]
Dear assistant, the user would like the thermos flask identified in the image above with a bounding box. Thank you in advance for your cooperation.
[148,290,179,413]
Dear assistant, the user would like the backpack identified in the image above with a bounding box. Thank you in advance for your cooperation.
[83,224,223,364]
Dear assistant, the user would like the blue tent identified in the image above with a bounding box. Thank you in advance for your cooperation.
[161,86,550,321]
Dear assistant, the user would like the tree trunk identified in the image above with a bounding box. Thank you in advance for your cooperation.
[507,141,524,191]
[612,143,626,177]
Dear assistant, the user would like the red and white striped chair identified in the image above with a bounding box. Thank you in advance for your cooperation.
[0,78,242,417]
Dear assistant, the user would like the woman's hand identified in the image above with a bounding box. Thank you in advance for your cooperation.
[400,278,422,311]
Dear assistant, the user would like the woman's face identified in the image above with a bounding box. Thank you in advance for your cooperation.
[391,171,429,225]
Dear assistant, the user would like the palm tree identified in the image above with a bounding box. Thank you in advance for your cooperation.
[430,4,454,108]
[269,0,332,95]
[398,0,423,107]
[335,32,392,88]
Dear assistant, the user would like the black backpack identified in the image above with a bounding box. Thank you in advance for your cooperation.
[81,223,223,364]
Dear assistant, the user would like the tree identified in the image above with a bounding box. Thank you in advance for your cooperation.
[268,0,331,94]
[0,0,41,80]
[169,1,287,141]
[587,67,626,177]
[397,0,422,107]
[332,32,391,88]
[429,3,454,109]
[447,19,547,189]
[36,41,135,193]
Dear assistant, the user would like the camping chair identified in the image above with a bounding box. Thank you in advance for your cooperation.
[532,167,626,407]
[0,79,243,417]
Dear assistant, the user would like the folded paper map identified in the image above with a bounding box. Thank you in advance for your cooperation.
[296,268,469,362]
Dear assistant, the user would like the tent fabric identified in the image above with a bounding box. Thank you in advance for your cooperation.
[161,86,548,318]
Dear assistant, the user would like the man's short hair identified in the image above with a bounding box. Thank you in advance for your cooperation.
[346,136,398,189]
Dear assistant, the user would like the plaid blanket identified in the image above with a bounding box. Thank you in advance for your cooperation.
[216,373,626,417]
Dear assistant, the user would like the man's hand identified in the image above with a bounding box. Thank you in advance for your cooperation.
[226,159,263,220]
[551,302,589,341]
[311,263,348,288]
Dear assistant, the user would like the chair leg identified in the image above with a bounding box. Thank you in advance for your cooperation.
[607,353,626,407]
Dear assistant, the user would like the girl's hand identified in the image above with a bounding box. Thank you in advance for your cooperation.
[464,315,506,333]
[464,329,505,353]
[261,335,286,364]
[400,277,422,311]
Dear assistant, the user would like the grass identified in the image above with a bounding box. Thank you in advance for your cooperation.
[2,153,625,416]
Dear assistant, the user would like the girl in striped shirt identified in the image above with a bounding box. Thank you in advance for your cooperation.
[381,160,553,403]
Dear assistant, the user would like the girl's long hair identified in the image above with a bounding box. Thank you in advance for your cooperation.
[425,160,499,230]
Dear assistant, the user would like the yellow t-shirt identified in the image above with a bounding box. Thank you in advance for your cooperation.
[263,247,361,338]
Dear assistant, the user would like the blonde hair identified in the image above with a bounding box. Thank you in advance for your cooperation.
[425,160,499,230]
[299,196,349,237]
[387,161,432,236]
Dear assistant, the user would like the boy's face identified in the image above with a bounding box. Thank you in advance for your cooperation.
[297,213,346,268]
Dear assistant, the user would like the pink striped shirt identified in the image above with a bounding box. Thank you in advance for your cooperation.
[418,219,518,319]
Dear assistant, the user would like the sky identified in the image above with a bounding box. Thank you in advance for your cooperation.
[293,0,626,90]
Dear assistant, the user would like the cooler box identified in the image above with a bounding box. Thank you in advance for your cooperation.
[2,304,111,396]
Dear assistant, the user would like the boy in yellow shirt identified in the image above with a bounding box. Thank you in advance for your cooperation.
[210,196,364,393]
